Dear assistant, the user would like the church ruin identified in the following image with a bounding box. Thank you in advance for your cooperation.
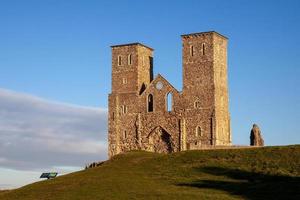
[108,31,231,158]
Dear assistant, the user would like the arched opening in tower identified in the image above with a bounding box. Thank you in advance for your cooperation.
[148,127,173,153]
[148,94,153,112]
[166,92,173,112]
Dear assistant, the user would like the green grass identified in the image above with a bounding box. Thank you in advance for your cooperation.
[1,145,300,200]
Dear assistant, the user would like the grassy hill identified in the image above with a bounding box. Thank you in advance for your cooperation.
[1,145,300,200]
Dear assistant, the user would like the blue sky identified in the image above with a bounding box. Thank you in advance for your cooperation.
[0,0,300,188]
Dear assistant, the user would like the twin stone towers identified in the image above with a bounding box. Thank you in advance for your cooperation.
[108,31,231,158]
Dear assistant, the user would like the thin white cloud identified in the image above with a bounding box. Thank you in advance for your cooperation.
[0,167,42,190]
[0,88,108,173]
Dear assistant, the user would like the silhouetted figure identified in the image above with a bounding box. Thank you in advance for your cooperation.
[250,124,264,146]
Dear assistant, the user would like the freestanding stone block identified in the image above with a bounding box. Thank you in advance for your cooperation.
[250,124,264,146]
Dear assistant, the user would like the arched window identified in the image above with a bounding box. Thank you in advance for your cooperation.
[121,105,127,114]
[118,55,122,66]
[128,54,132,65]
[195,126,202,137]
[148,94,153,112]
[194,101,200,109]
[122,77,127,84]
[202,43,206,55]
[166,92,173,112]
[190,45,194,56]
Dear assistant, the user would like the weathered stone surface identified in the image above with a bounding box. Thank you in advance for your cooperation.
[250,124,264,146]
[108,31,232,158]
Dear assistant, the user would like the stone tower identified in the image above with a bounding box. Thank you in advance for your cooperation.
[108,43,153,157]
[108,31,231,158]
[110,43,153,94]
[181,32,231,146]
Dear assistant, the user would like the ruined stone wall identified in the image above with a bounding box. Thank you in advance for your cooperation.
[139,75,181,113]
[109,44,153,157]
[108,32,232,158]
[183,109,214,149]
[108,93,140,157]
[138,76,181,153]
[138,113,180,152]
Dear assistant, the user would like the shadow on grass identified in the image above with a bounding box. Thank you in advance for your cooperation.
[177,167,300,200]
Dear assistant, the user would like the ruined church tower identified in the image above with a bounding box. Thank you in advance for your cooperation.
[108,31,231,158]
[108,43,153,156]
[181,32,231,146]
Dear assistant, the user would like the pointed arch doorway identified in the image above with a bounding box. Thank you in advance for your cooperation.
[147,126,173,153]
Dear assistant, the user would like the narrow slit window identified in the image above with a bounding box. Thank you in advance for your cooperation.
[123,130,127,139]
[112,112,115,121]
[122,77,127,84]
[190,45,194,56]
[196,126,201,137]
[118,55,122,66]
[166,92,173,112]
[128,54,132,65]
[148,94,153,112]
[202,43,205,55]
[121,105,127,114]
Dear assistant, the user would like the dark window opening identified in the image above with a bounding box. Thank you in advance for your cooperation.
[118,56,122,66]
[148,94,153,112]
[139,83,146,95]
[149,56,154,81]
[190,45,194,56]
[202,43,205,55]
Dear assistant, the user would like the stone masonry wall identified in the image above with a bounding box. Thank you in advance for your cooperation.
[108,31,231,158]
